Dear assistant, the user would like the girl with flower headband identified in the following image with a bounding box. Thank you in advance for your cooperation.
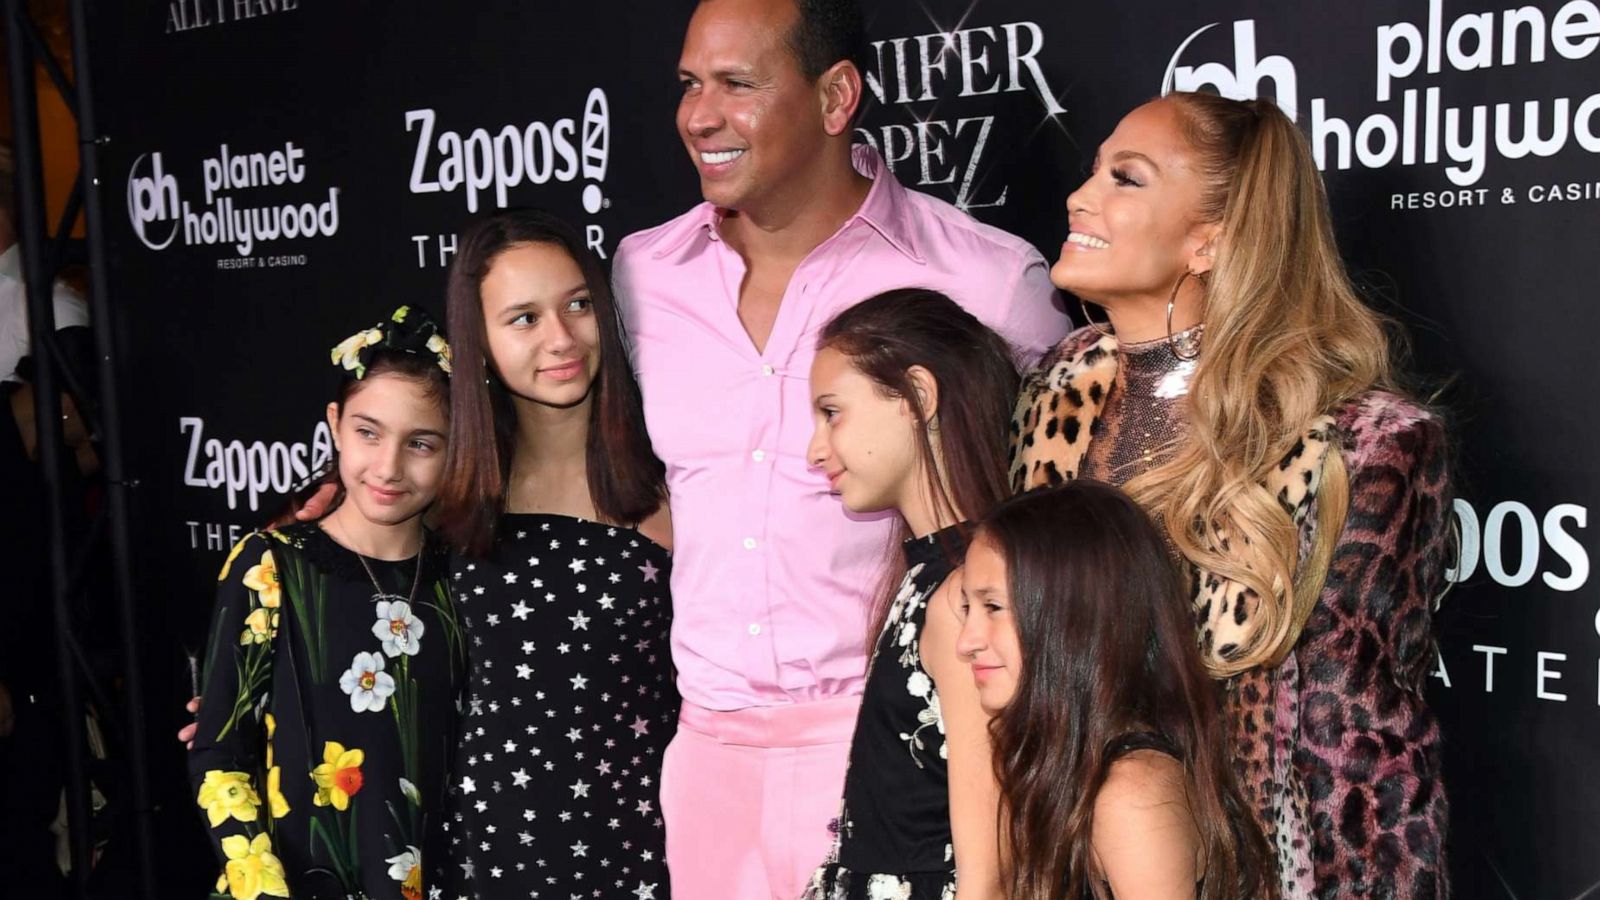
[187,305,466,900]
[185,211,677,899]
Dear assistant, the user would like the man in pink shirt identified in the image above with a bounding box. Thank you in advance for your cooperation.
[612,1,1068,895]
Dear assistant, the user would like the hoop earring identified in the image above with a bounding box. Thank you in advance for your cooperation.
[1078,295,1111,337]
[1166,271,1201,361]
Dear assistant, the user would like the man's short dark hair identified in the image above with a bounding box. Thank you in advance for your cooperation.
[785,0,863,82]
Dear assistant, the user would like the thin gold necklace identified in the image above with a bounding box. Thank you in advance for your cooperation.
[326,515,423,605]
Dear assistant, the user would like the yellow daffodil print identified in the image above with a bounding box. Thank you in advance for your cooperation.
[239,607,276,645]
[311,741,365,810]
[386,845,424,900]
[220,833,289,900]
[265,764,290,819]
[217,537,252,582]
[330,327,384,377]
[260,711,289,816]
[196,770,260,827]
[426,333,453,373]
[261,714,289,817]
[391,305,412,323]
[241,552,281,608]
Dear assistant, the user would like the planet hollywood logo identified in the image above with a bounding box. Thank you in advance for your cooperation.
[856,20,1067,211]
[404,87,610,264]
[1163,0,1600,209]
[126,141,341,264]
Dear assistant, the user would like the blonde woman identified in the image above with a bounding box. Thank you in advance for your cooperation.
[1011,92,1449,899]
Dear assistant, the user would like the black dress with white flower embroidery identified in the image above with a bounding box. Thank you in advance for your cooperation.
[804,524,970,900]
[437,515,676,900]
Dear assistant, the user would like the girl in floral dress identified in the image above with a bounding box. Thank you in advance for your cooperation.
[188,306,466,900]
[802,289,1019,900]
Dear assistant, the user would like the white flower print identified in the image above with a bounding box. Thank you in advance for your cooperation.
[866,874,913,899]
[906,671,932,699]
[874,564,947,768]
[885,564,925,633]
[372,599,425,657]
[385,845,420,881]
[338,651,396,712]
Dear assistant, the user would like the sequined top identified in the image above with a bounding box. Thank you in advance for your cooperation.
[1078,328,1200,486]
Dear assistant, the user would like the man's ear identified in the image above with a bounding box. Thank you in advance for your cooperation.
[819,60,864,137]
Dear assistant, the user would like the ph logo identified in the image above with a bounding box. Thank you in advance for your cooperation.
[1161,20,1300,120]
[126,152,181,250]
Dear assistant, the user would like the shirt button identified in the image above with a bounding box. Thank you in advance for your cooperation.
[761,364,774,377]
[748,623,762,635]
[742,537,757,550]
[751,449,766,462]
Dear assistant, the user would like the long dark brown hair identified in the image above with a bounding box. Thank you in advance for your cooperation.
[434,209,665,556]
[980,481,1273,900]
[819,287,1019,626]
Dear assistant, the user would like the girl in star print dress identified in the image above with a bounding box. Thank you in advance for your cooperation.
[430,210,675,900]
[801,289,1020,900]
[188,307,466,900]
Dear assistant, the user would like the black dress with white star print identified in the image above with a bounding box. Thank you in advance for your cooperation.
[437,515,676,900]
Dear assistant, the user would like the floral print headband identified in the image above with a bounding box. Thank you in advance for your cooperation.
[330,305,452,380]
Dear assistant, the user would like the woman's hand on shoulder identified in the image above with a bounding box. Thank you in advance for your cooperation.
[1093,750,1203,900]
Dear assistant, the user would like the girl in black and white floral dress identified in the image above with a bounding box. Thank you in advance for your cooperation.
[801,289,1021,900]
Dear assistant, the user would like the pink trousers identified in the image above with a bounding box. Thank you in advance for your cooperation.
[661,697,859,899]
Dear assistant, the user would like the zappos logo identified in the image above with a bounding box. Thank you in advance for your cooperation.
[406,87,611,215]
[1162,20,1299,120]
[127,152,182,250]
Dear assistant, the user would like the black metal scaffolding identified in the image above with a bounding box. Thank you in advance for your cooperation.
[2,2,156,898]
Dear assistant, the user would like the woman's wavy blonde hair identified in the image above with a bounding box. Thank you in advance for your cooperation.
[1126,91,1398,677]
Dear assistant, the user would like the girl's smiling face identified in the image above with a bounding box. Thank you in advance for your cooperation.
[956,534,1024,714]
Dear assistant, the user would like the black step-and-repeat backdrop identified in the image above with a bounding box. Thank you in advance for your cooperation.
[88,1,1597,895]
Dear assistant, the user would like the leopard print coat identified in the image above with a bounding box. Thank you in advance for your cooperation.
[1010,327,1450,899]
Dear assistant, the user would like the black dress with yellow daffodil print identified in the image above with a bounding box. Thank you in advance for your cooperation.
[188,525,464,900]
[187,306,464,900]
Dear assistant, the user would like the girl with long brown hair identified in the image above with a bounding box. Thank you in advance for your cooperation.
[802,288,1019,900]
[427,208,675,900]
[957,481,1272,900]
[1011,92,1451,898]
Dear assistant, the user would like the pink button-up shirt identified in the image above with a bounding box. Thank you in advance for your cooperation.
[614,146,1068,712]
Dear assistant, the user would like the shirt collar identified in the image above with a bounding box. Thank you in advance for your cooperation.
[650,144,925,264]
[846,144,923,264]
[0,245,19,278]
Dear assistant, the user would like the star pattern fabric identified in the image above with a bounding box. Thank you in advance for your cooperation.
[438,515,676,900]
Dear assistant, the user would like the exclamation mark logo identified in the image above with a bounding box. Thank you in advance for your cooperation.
[581,88,610,214]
